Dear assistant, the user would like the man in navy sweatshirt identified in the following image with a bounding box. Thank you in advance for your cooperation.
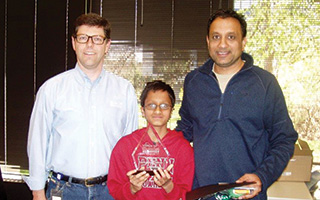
[176,9,298,199]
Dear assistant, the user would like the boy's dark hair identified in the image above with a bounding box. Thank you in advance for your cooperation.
[207,9,247,38]
[140,80,176,108]
[73,13,111,39]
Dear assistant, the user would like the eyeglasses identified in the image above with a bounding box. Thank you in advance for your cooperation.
[144,103,171,110]
[74,34,106,45]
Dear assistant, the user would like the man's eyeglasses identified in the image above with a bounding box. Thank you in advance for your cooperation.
[74,34,106,45]
[144,103,171,110]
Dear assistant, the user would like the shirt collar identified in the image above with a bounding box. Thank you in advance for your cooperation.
[74,63,105,85]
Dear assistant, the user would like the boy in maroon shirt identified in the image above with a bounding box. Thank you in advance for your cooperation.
[108,80,194,200]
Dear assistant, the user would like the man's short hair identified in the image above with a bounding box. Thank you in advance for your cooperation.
[140,80,176,108]
[73,13,111,39]
[207,9,247,38]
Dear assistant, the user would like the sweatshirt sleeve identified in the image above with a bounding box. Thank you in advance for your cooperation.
[162,141,195,200]
[176,74,194,142]
[254,76,298,192]
[107,138,137,200]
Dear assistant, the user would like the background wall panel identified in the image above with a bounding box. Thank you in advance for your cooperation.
[6,0,35,168]
[66,1,86,70]
[101,0,232,99]
[0,0,232,172]
[36,1,68,90]
[0,0,5,164]
[0,0,86,171]
[103,0,135,41]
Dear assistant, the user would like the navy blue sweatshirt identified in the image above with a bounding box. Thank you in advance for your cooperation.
[177,53,298,199]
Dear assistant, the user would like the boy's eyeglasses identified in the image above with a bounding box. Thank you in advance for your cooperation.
[144,103,171,110]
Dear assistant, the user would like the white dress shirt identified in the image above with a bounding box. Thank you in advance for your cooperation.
[24,64,138,190]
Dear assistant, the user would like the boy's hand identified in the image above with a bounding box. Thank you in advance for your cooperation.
[153,164,174,193]
[127,167,150,194]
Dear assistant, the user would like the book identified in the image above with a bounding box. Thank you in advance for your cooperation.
[186,182,254,200]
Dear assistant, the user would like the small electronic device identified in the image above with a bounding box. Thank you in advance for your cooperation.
[217,186,254,199]
[232,186,255,195]
[132,170,155,176]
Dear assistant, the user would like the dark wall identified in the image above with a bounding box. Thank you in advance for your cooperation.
[4,182,32,200]
[36,1,85,89]
[0,0,233,170]
[0,0,5,164]
[101,0,233,87]
[6,0,35,169]
[37,1,68,89]
[0,1,85,169]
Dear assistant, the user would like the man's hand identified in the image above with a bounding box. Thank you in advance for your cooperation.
[32,189,46,200]
[236,173,262,199]
[127,167,150,194]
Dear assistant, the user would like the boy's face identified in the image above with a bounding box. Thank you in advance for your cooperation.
[141,90,173,130]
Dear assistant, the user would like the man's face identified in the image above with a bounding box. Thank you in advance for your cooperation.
[72,25,111,71]
[206,17,246,70]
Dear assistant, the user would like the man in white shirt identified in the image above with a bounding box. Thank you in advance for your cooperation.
[25,13,138,200]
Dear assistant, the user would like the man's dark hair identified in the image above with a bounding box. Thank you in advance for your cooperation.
[207,9,247,38]
[73,13,111,39]
[140,80,176,108]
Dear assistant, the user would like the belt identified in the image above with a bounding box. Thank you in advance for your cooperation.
[51,171,108,187]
